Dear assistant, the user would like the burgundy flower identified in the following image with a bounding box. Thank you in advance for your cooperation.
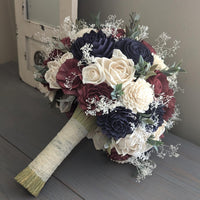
[61,37,71,47]
[163,89,176,121]
[56,59,83,96]
[147,71,169,96]
[108,148,131,161]
[77,83,113,113]
[116,29,125,39]
[43,49,64,66]
[142,40,156,54]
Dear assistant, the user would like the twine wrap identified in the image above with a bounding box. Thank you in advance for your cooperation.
[15,105,96,197]
[29,118,88,182]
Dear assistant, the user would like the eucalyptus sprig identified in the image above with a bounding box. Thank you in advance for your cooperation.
[111,83,124,100]
[91,12,101,29]
[147,135,164,152]
[51,37,70,52]
[134,56,157,79]
[138,112,154,125]
[161,61,185,76]
[34,65,48,84]
[126,12,140,39]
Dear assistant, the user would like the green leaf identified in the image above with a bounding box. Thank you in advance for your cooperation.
[34,65,44,71]
[111,83,124,100]
[147,136,164,147]
[138,112,152,118]
[142,118,154,125]
[150,64,158,72]
[126,12,141,39]
[91,12,101,29]
[134,55,154,78]
[145,71,156,80]
[161,61,185,76]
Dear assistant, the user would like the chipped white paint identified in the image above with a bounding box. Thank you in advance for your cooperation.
[14,0,78,88]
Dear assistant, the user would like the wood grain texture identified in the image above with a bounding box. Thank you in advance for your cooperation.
[0,62,200,200]
[0,136,83,200]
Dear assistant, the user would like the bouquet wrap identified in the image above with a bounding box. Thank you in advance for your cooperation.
[15,105,96,197]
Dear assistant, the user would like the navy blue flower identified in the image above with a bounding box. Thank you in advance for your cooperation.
[144,104,164,132]
[97,107,138,140]
[71,30,115,60]
[115,38,154,65]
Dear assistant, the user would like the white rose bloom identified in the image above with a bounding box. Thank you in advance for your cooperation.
[75,28,96,38]
[45,52,73,89]
[122,78,154,113]
[111,126,152,157]
[97,49,135,88]
[82,60,106,85]
[153,54,169,71]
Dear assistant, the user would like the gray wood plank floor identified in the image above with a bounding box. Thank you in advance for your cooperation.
[0,62,200,200]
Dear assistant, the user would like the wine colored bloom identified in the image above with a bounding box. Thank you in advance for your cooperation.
[115,38,154,64]
[61,37,71,47]
[147,71,169,96]
[56,59,82,96]
[108,148,131,161]
[77,83,113,113]
[97,106,138,140]
[43,49,64,66]
[141,40,156,54]
[116,29,125,39]
[71,30,115,60]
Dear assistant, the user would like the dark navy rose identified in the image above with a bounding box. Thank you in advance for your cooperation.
[115,38,154,64]
[143,104,165,132]
[71,30,115,60]
[97,107,138,140]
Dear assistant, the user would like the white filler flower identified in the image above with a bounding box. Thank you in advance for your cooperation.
[122,78,154,113]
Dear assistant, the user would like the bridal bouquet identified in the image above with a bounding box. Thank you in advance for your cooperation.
[15,13,184,197]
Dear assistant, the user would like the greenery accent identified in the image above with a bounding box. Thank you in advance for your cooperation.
[161,61,185,76]
[15,167,45,197]
[111,83,124,100]
[51,37,70,52]
[126,12,141,39]
[138,112,154,125]
[147,135,164,152]
[91,12,101,29]
[34,65,49,84]
[134,55,157,79]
